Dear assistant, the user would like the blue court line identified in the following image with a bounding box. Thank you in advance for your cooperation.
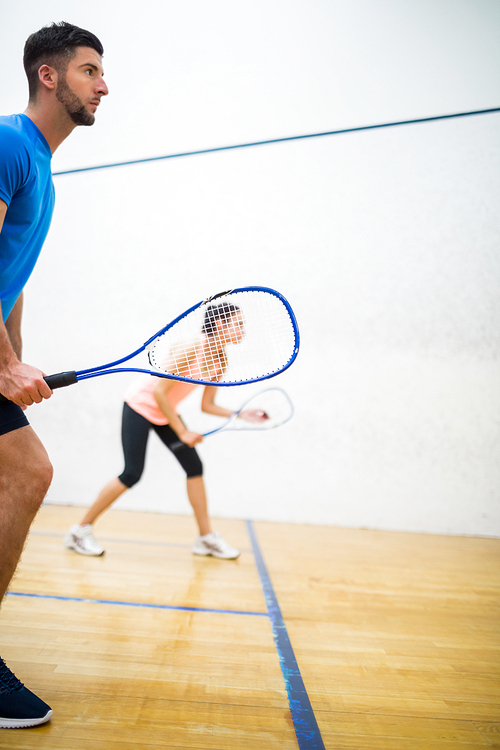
[22,524,324,745]
[7,591,267,618]
[52,106,500,176]
[246,520,325,750]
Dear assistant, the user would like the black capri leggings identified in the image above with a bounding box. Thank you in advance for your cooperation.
[118,402,203,488]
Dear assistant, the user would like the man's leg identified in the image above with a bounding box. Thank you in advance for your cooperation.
[0,424,54,728]
[0,425,53,601]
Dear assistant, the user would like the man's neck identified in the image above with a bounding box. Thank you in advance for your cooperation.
[23,104,76,154]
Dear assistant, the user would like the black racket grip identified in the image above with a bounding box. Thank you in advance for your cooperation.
[0,371,78,402]
[44,371,78,390]
[170,440,185,452]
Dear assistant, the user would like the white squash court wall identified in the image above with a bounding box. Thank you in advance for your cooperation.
[2,1,500,536]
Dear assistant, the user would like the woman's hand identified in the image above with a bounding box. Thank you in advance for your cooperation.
[179,430,204,447]
[238,408,269,423]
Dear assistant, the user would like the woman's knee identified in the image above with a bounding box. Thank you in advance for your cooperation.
[186,457,203,478]
[172,443,203,478]
[117,471,141,488]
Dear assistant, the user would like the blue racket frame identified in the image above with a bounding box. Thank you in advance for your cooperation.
[3,286,299,397]
[76,286,299,387]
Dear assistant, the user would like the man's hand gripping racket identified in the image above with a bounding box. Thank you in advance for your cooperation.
[0,287,300,403]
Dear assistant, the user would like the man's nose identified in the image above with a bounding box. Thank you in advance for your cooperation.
[97,78,109,96]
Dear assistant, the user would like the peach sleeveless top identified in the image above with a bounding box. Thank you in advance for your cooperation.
[124,337,223,425]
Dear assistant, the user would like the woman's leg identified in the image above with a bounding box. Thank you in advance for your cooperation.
[186,476,211,536]
[79,477,128,526]
[65,404,151,554]
[153,422,239,558]
[79,404,152,524]
[153,422,209,534]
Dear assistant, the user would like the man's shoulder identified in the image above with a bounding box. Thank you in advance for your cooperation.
[0,116,36,201]
[0,113,24,132]
[0,115,31,153]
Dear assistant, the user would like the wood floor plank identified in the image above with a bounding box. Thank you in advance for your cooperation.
[317,711,490,744]
[0,694,298,749]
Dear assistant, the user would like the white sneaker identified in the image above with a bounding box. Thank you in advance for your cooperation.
[192,531,240,560]
[64,525,105,556]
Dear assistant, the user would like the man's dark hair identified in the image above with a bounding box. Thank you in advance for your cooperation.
[203,303,240,337]
[23,21,104,101]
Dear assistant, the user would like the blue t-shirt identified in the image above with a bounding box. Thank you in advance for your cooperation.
[0,113,55,321]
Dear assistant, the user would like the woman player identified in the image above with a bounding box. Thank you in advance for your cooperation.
[64,302,267,559]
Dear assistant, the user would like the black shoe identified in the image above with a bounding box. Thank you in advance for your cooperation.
[0,657,52,728]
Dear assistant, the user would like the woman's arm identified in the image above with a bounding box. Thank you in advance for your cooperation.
[153,378,202,447]
[201,386,269,423]
[200,385,234,418]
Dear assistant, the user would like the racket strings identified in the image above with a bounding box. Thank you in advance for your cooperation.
[235,388,294,430]
[148,290,297,384]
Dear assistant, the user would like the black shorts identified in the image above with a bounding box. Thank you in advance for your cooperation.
[0,400,29,436]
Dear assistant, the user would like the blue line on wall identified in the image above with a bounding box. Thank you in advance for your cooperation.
[52,107,500,176]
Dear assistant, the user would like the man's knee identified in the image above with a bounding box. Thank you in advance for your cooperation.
[33,454,53,497]
[0,427,53,508]
[20,453,53,512]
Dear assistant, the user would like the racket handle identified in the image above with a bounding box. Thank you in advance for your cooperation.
[0,371,78,402]
[44,371,78,390]
[170,440,184,452]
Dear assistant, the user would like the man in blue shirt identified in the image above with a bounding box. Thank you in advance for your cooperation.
[0,22,108,728]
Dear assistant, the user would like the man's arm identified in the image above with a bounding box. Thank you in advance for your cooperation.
[0,199,52,406]
[4,291,23,360]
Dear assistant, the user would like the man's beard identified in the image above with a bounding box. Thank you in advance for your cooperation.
[56,75,95,126]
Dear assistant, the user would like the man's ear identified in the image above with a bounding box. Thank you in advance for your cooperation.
[37,64,58,92]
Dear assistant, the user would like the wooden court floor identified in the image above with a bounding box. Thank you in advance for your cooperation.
[0,504,499,749]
